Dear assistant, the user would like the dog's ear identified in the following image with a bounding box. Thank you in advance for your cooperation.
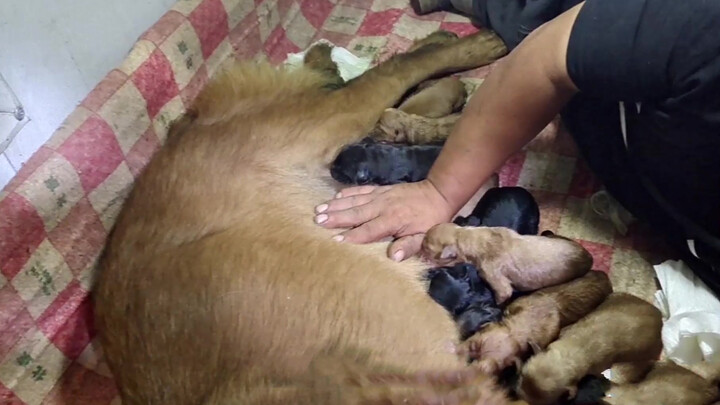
[440,245,458,261]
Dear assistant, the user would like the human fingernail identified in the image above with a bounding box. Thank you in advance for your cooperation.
[315,214,328,224]
[392,250,404,262]
[315,204,328,214]
[332,234,345,242]
[335,192,342,198]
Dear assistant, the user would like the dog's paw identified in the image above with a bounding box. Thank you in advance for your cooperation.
[422,223,463,265]
[373,108,414,143]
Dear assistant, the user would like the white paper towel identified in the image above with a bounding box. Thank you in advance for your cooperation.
[654,259,720,365]
[283,40,373,82]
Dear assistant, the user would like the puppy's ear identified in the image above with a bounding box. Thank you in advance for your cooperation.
[565,385,578,400]
[528,340,542,355]
[511,356,523,373]
[440,245,458,260]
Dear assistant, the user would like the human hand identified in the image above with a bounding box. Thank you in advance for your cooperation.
[314,180,454,261]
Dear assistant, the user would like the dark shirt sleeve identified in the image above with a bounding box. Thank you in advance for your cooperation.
[566,0,720,103]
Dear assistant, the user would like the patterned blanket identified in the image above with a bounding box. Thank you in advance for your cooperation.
[0,0,660,403]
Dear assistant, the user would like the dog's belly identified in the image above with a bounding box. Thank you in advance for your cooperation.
[220,218,462,378]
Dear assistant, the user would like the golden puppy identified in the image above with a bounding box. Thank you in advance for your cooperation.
[371,76,466,144]
[374,108,461,144]
[422,223,593,303]
[517,293,663,405]
[397,76,467,118]
[462,271,612,374]
[602,360,720,405]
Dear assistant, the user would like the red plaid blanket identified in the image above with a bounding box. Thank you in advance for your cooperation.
[0,0,660,403]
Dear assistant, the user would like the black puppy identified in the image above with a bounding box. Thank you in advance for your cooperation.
[425,263,502,339]
[454,186,540,235]
[330,138,442,185]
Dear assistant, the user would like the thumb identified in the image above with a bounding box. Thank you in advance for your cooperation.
[388,234,425,262]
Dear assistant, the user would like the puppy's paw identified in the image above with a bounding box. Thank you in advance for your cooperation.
[422,223,463,265]
[458,335,484,362]
[488,280,514,305]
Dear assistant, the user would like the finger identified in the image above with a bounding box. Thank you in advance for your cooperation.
[320,203,380,230]
[388,234,425,262]
[334,185,378,199]
[338,216,395,244]
[316,193,374,215]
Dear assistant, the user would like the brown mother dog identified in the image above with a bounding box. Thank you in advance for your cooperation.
[93,31,509,405]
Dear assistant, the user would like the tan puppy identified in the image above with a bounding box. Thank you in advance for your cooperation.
[93,30,511,405]
[462,271,613,374]
[422,223,593,303]
[397,76,467,117]
[602,361,720,405]
[375,108,461,144]
[517,293,663,405]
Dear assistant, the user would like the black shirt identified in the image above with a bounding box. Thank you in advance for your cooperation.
[565,0,720,234]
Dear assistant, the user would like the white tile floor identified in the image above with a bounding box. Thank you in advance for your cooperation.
[0,0,177,190]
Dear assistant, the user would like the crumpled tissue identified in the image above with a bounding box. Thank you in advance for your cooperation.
[654,259,720,365]
[283,39,373,82]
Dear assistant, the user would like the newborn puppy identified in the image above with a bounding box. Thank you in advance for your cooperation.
[422,223,593,303]
[602,361,720,405]
[374,108,460,144]
[454,187,540,235]
[462,271,612,375]
[517,293,663,405]
[330,138,442,185]
[425,263,502,339]
[397,76,467,118]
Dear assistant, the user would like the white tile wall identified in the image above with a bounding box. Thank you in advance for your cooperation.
[0,0,177,190]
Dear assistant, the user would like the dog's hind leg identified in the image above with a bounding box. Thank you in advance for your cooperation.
[317,29,506,158]
[207,364,512,405]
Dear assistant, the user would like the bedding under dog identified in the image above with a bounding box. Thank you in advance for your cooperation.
[0,0,662,403]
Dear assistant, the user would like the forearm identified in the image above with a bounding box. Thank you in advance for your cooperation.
[427,4,583,214]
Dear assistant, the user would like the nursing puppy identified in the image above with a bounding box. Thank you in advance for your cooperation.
[461,271,612,375]
[517,293,663,405]
[330,139,442,185]
[422,223,593,303]
[374,108,461,144]
[396,76,467,118]
[602,361,720,405]
[426,263,502,339]
[331,75,465,185]
[454,187,540,235]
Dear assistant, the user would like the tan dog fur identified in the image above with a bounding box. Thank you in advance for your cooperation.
[603,361,720,405]
[93,31,510,405]
[517,293,663,405]
[421,223,593,303]
[462,271,613,374]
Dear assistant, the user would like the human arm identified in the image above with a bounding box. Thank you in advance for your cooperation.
[315,3,584,260]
